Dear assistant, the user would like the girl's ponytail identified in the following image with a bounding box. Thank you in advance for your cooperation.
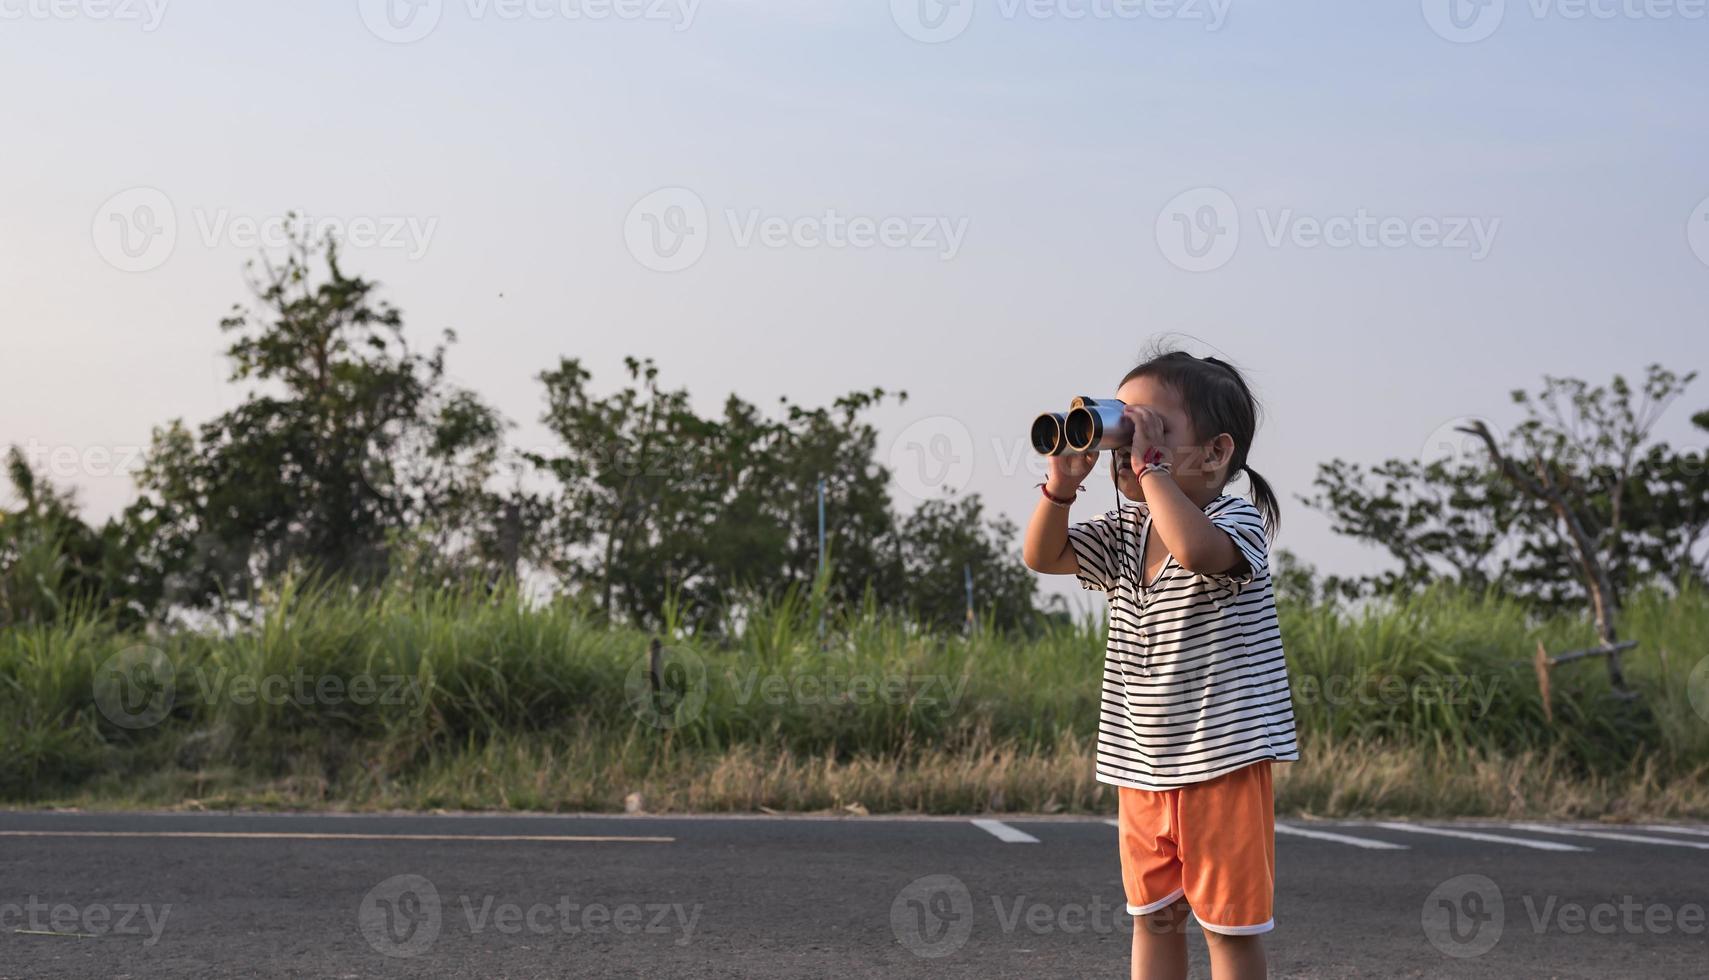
[1242,464,1281,542]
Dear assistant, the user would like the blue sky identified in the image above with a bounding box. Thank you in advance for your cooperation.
[3,0,1707,605]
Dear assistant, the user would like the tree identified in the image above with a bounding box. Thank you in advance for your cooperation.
[132,236,510,610]
[526,357,911,630]
[895,493,1038,632]
[0,448,157,628]
[1302,457,1542,598]
[1306,365,1707,694]
[1457,366,1700,691]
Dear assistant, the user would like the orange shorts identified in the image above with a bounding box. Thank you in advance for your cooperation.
[1115,761,1276,935]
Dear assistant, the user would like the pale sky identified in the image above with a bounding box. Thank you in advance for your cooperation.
[3,0,1708,608]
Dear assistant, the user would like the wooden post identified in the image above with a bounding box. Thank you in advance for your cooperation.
[1533,640,1553,725]
[648,636,663,696]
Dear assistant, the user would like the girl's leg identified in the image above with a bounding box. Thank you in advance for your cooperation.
[1131,897,1191,980]
[1203,930,1266,980]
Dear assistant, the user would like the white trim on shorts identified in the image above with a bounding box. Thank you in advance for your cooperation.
[1125,887,1186,916]
[1194,915,1275,936]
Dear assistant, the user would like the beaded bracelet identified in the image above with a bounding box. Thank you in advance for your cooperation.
[1038,482,1078,508]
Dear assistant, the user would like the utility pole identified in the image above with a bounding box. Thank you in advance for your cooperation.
[817,478,827,644]
[964,562,975,632]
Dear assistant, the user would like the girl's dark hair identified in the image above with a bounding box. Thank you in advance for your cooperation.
[1120,348,1280,540]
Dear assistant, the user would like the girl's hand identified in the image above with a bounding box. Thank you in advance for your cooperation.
[1123,404,1168,473]
[1046,451,1099,495]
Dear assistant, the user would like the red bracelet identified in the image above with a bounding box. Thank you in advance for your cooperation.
[1038,482,1078,507]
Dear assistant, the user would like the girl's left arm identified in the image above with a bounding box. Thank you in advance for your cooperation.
[1137,470,1242,576]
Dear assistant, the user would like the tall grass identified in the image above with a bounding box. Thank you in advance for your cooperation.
[1,575,1705,817]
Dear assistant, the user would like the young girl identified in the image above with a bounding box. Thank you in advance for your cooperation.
[1022,349,1296,980]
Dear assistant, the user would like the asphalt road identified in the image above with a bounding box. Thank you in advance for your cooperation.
[1,810,1705,979]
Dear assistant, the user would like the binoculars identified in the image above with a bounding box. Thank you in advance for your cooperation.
[1032,398,1132,456]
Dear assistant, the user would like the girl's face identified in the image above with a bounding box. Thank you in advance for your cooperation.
[1109,375,1228,503]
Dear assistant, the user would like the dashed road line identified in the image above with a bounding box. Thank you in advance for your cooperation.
[1632,824,1709,838]
[971,819,1040,843]
[0,831,673,844]
[1371,822,1588,852]
[1275,823,1409,850]
[1509,824,1709,850]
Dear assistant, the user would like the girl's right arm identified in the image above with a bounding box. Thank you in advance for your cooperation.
[1022,451,1100,574]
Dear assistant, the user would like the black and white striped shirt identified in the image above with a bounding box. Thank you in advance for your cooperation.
[1066,494,1298,791]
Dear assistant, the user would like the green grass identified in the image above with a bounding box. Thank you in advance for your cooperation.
[2,576,1706,819]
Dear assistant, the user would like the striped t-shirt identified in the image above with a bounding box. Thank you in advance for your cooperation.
[1066,493,1298,791]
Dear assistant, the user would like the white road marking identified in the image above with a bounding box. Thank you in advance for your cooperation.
[0,831,672,844]
[1371,822,1588,852]
[1275,823,1409,850]
[971,819,1040,843]
[1104,819,1120,828]
[1510,824,1709,850]
[1632,824,1709,838]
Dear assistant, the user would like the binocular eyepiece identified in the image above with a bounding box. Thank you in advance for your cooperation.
[1032,397,1131,455]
